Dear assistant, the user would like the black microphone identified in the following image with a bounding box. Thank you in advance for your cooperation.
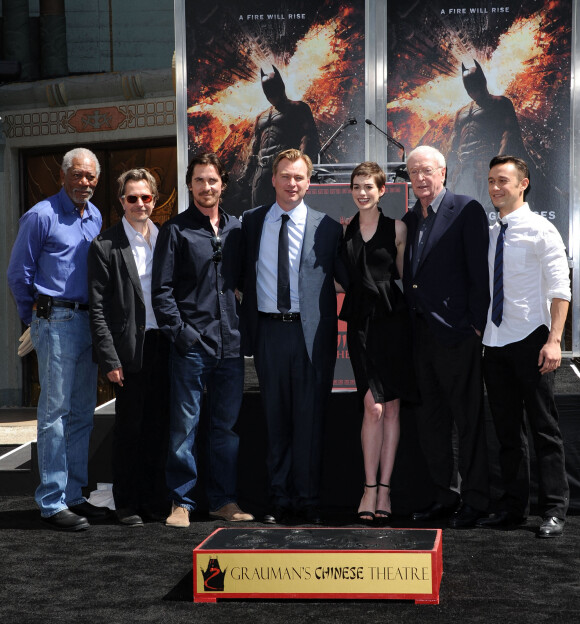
[365,118,406,159]
[348,117,357,125]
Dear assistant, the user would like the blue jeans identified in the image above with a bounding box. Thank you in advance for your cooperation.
[31,307,97,517]
[166,343,244,511]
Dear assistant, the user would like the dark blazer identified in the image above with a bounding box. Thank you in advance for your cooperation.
[402,189,490,344]
[240,203,347,385]
[88,221,147,374]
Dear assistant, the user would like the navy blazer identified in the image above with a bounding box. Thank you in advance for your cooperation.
[402,189,490,344]
[240,203,347,385]
[88,221,148,374]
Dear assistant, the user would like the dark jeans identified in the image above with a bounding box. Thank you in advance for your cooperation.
[166,343,244,511]
[483,325,569,518]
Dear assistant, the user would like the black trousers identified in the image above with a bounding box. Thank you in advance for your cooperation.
[483,325,569,518]
[254,317,331,509]
[112,330,170,511]
[413,317,490,510]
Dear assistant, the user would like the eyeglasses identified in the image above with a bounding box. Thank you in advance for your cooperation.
[407,167,443,178]
[211,235,222,263]
[122,194,153,204]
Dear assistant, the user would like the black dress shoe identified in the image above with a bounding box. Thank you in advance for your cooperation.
[412,502,455,522]
[448,504,484,529]
[476,511,526,529]
[538,516,565,538]
[139,506,168,523]
[263,507,290,525]
[116,508,144,527]
[303,507,323,525]
[42,509,89,532]
[69,501,111,520]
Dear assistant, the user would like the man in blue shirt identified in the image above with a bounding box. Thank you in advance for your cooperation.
[7,147,108,531]
[152,152,253,528]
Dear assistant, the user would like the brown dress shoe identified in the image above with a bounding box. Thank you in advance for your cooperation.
[209,502,254,522]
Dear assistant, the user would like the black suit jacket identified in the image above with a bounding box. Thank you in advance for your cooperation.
[402,189,490,344]
[240,203,347,385]
[88,221,148,374]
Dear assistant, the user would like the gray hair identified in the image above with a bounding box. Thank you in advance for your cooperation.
[407,145,446,168]
[61,148,101,177]
[117,168,159,200]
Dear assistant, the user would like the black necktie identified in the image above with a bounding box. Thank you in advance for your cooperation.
[277,214,291,314]
[492,222,508,327]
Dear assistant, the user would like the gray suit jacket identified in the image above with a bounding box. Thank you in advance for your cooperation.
[240,203,347,385]
[88,221,147,374]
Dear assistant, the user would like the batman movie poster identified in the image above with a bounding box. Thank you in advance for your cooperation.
[386,0,571,244]
[185,0,365,216]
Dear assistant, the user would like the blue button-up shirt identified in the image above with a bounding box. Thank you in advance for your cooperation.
[256,201,306,313]
[7,187,102,325]
[151,203,242,359]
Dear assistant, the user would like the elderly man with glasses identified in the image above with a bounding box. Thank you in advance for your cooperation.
[152,153,253,528]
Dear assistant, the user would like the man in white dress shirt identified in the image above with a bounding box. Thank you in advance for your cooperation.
[478,155,570,537]
[89,168,170,526]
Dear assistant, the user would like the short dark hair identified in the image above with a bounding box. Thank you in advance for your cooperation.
[186,153,229,191]
[489,155,530,197]
[117,168,158,200]
[350,162,386,189]
[489,155,530,180]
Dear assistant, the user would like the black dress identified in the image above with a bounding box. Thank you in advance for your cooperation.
[340,210,417,406]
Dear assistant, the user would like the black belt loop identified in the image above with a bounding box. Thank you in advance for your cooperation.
[259,311,301,322]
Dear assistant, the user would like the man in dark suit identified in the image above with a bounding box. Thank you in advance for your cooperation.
[88,168,169,527]
[241,148,347,524]
[402,145,490,528]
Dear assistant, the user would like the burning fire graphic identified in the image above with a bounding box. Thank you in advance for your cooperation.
[187,20,341,124]
[186,4,364,166]
[386,3,571,157]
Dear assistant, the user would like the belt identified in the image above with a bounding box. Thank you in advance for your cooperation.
[52,298,89,311]
[259,311,301,322]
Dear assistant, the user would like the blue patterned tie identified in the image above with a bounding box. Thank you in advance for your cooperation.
[492,222,508,327]
[277,214,291,314]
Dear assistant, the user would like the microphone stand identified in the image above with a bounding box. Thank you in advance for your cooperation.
[365,118,406,162]
[317,118,357,164]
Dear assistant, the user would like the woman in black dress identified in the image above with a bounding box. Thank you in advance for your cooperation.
[340,162,416,524]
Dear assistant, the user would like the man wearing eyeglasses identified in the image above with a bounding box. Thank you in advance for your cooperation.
[152,153,253,528]
[88,168,170,527]
[402,145,490,528]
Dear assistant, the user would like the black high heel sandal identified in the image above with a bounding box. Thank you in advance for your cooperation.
[357,484,376,525]
[375,483,392,525]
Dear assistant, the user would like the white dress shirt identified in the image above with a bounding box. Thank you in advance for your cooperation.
[257,201,307,313]
[122,216,159,330]
[482,203,570,347]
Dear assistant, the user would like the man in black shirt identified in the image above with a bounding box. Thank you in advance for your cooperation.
[152,153,253,528]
